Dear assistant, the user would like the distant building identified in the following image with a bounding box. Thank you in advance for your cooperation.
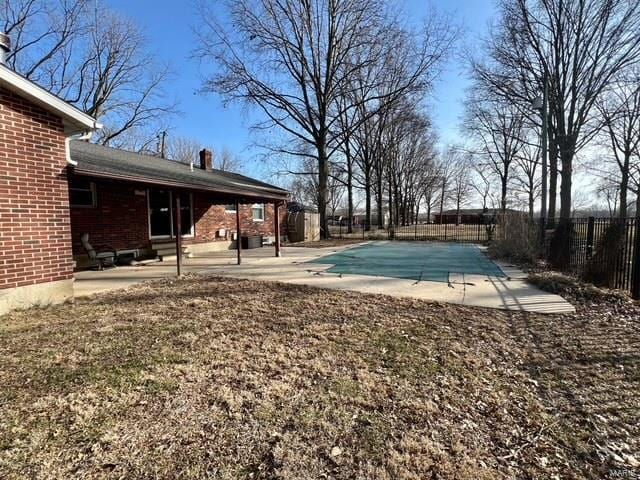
[330,208,390,227]
[434,208,524,224]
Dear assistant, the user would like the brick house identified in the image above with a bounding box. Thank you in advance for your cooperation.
[68,141,288,264]
[0,58,288,316]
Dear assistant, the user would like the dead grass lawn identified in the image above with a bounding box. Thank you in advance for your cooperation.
[0,276,638,479]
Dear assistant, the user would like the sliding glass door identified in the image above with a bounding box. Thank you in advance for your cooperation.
[148,189,193,239]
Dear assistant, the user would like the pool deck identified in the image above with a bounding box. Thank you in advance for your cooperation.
[75,242,575,314]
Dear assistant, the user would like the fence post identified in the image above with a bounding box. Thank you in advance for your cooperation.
[445,222,448,240]
[586,216,595,259]
[632,217,640,300]
[415,221,417,240]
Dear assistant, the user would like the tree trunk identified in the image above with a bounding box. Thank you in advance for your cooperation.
[364,170,371,231]
[559,144,573,220]
[548,138,558,218]
[501,175,508,213]
[376,168,384,229]
[619,155,630,218]
[347,158,354,233]
[317,140,329,239]
[439,181,445,224]
[394,180,401,226]
[388,174,393,226]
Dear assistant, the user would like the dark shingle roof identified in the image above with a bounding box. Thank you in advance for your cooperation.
[69,141,288,200]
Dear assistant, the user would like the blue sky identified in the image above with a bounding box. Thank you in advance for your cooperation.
[105,0,495,176]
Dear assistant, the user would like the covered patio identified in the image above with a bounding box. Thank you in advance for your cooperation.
[68,141,289,271]
[74,243,575,313]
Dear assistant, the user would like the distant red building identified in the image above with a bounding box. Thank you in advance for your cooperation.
[434,208,524,224]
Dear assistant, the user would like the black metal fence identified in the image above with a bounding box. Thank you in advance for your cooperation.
[329,218,498,243]
[541,216,639,298]
[329,215,640,299]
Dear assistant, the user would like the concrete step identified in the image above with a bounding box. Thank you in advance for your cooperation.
[152,242,193,261]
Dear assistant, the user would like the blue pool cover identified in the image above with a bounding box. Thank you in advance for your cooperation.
[309,242,505,283]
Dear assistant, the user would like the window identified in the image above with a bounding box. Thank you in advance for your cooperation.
[252,203,264,221]
[225,203,236,213]
[69,178,96,207]
[148,189,194,239]
[176,192,193,236]
[149,189,172,237]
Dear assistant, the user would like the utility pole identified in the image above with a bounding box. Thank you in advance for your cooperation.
[159,131,167,158]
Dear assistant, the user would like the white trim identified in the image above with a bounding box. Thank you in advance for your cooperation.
[147,189,195,240]
[0,64,101,134]
[65,138,77,166]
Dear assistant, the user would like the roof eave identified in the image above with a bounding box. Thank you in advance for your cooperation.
[71,167,289,202]
[0,65,99,134]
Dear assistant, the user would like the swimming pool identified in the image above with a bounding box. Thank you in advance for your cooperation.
[309,242,505,283]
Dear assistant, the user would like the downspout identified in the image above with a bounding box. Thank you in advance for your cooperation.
[66,130,95,166]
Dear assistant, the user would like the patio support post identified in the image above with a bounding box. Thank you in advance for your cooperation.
[274,201,281,257]
[175,193,182,276]
[236,199,242,265]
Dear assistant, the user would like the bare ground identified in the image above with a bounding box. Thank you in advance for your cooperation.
[0,276,638,479]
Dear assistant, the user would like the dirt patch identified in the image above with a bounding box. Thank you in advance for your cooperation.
[0,276,638,479]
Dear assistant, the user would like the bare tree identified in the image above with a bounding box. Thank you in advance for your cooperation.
[216,147,243,172]
[166,136,202,164]
[287,156,345,216]
[435,147,459,223]
[473,0,640,220]
[2,0,175,147]
[597,68,640,218]
[464,94,526,213]
[449,153,472,225]
[383,105,436,226]
[470,161,495,212]
[596,176,621,217]
[196,0,455,238]
[513,130,540,219]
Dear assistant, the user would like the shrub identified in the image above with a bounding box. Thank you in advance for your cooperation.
[528,271,629,302]
[583,221,626,288]
[488,213,540,265]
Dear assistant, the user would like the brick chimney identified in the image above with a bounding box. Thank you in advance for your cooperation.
[198,149,212,171]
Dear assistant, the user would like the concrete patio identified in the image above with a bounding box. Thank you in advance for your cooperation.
[74,243,575,314]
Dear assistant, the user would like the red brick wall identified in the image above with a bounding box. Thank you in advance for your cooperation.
[0,87,74,290]
[192,194,284,243]
[69,180,150,254]
[70,181,286,254]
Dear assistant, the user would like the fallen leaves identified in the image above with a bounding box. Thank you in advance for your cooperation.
[0,274,637,479]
